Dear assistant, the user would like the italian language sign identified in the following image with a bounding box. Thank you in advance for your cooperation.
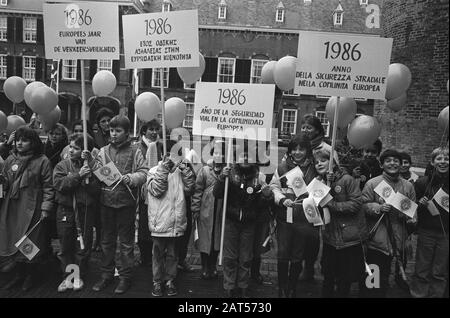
[193,82,275,142]
[43,2,119,60]
[122,10,199,69]
[294,31,393,99]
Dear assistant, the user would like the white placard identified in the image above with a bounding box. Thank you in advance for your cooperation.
[295,31,393,99]
[43,2,119,60]
[193,82,275,142]
[122,10,199,69]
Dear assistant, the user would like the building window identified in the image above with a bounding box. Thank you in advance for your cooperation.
[184,78,201,90]
[23,56,36,81]
[152,68,169,88]
[333,4,344,26]
[23,17,37,43]
[283,88,299,96]
[250,59,268,84]
[62,59,77,80]
[0,0,8,7]
[360,0,368,5]
[304,0,312,4]
[162,0,172,12]
[0,55,7,79]
[281,109,297,135]
[0,17,7,41]
[315,110,330,137]
[218,0,227,20]
[97,59,112,72]
[275,8,285,22]
[217,57,235,83]
[183,102,194,128]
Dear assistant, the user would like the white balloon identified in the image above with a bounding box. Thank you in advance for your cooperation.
[164,97,186,129]
[177,53,206,85]
[261,61,276,84]
[325,97,357,128]
[273,56,297,91]
[92,70,117,96]
[135,92,161,122]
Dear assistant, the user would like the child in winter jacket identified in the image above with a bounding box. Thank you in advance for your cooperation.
[53,134,100,292]
[147,139,195,297]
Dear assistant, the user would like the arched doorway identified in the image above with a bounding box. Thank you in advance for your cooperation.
[87,96,121,125]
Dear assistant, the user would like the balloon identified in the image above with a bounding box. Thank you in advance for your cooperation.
[38,106,61,131]
[273,56,297,91]
[3,76,27,103]
[385,63,412,100]
[135,92,161,122]
[325,96,357,128]
[438,106,449,133]
[0,111,8,133]
[164,97,186,129]
[92,70,117,96]
[386,92,407,112]
[24,81,47,107]
[177,53,206,85]
[6,115,26,135]
[28,86,58,115]
[261,61,277,84]
[347,115,381,149]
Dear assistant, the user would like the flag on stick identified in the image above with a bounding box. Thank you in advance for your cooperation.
[433,188,449,213]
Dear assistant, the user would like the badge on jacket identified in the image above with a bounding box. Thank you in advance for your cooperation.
[246,187,254,194]
[334,185,342,193]
[12,164,18,172]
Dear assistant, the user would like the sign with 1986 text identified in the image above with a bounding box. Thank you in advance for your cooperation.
[193,82,275,142]
[43,2,119,60]
[122,10,199,69]
[294,31,393,99]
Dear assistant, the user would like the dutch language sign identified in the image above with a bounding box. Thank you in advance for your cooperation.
[122,10,199,69]
[294,31,393,99]
[193,82,275,142]
[43,2,119,60]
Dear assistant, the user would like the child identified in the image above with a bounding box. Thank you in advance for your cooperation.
[214,147,271,298]
[92,115,148,294]
[191,141,225,280]
[313,149,367,297]
[53,134,100,292]
[0,126,55,291]
[147,139,196,297]
[410,147,449,298]
[353,139,383,190]
[399,151,419,183]
[270,134,318,297]
[136,119,163,267]
[360,149,416,297]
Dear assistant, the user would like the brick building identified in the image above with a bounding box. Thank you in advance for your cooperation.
[376,0,449,167]
[1,0,383,140]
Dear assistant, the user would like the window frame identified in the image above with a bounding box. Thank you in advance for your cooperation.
[23,17,37,43]
[183,102,195,128]
[360,0,368,5]
[218,5,227,20]
[22,55,36,81]
[162,3,172,12]
[315,110,330,138]
[334,12,343,26]
[0,16,7,41]
[184,77,201,90]
[217,57,236,83]
[281,108,298,135]
[151,67,169,88]
[275,8,285,23]
[62,59,77,80]
[0,54,7,79]
[97,59,113,73]
[250,59,268,84]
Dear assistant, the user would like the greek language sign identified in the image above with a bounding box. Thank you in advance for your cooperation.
[295,31,393,99]
[122,10,199,69]
[193,82,275,142]
[43,2,119,60]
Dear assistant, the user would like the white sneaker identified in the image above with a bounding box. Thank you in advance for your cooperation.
[73,278,84,291]
[57,279,73,293]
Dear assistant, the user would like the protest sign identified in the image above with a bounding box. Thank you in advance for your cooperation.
[193,82,275,142]
[43,2,119,60]
[295,31,393,99]
[122,10,199,69]
[93,161,122,187]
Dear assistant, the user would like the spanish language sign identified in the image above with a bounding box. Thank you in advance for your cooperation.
[122,10,199,69]
[193,82,275,142]
[43,2,119,60]
[294,31,393,99]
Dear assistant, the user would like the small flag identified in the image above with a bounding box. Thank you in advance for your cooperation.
[433,188,449,213]
[307,178,331,206]
[15,236,40,261]
[284,166,307,197]
[319,193,333,207]
[374,180,395,204]
[390,192,418,218]
[93,161,122,186]
[302,197,323,225]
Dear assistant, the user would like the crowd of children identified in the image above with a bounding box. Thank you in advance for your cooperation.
[0,112,448,298]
